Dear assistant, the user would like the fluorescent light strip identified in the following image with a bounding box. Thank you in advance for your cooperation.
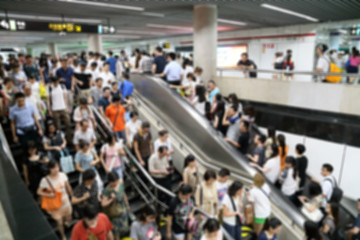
[103,34,141,39]
[141,12,165,18]
[116,29,166,35]
[261,3,319,22]
[58,0,144,11]
[218,18,247,26]
[147,24,192,31]
[0,13,102,24]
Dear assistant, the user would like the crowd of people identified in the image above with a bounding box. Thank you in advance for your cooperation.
[0,47,359,240]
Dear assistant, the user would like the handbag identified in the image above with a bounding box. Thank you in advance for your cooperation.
[185,199,199,234]
[244,204,254,225]
[41,177,62,211]
[301,204,323,222]
[60,150,75,173]
[102,186,124,218]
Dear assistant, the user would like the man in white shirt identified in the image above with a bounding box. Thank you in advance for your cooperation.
[47,77,72,143]
[88,62,100,82]
[138,51,153,74]
[216,168,231,204]
[125,111,142,148]
[99,62,115,89]
[73,119,97,151]
[157,52,183,86]
[23,83,44,129]
[315,44,330,82]
[320,163,336,206]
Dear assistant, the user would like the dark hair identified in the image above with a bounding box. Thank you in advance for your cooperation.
[309,181,322,198]
[106,133,116,144]
[4,77,14,85]
[182,58,191,69]
[241,120,250,131]
[228,181,243,197]
[111,81,118,87]
[78,139,90,149]
[168,52,176,60]
[95,77,103,83]
[263,217,282,231]
[203,218,220,233]
[108,50,113,56]
[139,205,157,222]
[108,171,119,183]
[14,92,25,99]
[155,46,163,53]
[267,126,276,144]
[158,146,168,153]
[80,119,89,126]
[204,170,217,181]
[130,111,139,118]
[103,62,110,67]
[285,156,297,179]
[112,95,121,102]
[230,104,239,113]
[195,85,206,103]
[82,169,96,182]
[194,66,203,73]
[322,163,333,173]
[304,220,322,240]
[219,168,230,177]
[269,143,279,159]
[228,93,239,109]
[277,134,286,157]
[47,160,59,174]
[79,97,88,105]
[242,52,248,58]
[296,144,306,155]
[317,44,328,54]
[184,154,196,168]
[215,100,225,115]
[141,121,150,129]
[258,134,266,144]
[27,140,38,151]
[122,72,130,80]
[91,62,98,68]
[103,86,110,92]
[158,129,168,137]
[178,184,193,195]
[83,204,99,220]
[243,105,255,118]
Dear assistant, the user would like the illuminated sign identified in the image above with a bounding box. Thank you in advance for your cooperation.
[217,45,248,68]
[0,19,115,34]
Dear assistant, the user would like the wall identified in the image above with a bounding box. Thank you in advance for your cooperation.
[216,76,360,116]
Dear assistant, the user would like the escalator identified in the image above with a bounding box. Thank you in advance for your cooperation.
[129,73,356,239]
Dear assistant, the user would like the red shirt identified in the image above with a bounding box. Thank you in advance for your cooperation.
[71,213,113,240]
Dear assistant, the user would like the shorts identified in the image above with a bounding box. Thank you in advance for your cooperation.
[254,217,267,224]
[173,233,186,240]
[48,203,72,221]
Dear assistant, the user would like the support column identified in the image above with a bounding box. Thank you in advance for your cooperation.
[47,42,57,56]
[193,4,217,82]
[88,34,102,53]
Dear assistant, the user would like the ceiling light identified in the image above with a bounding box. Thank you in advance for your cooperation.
[0,13,102,24]
[147,24,192,31]
[116,29,166,35]
[103,34,141,39]
[261,3,319,22]
[58,0,144,11]
[218,18,247,26]
[141,12,165,18]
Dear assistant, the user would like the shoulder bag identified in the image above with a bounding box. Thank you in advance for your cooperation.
[41,177,62,211]
[60,150,75,173]
[230,194,242,226]
[185,198,199,234]
[112,106,121,131]
[102,186,124,218]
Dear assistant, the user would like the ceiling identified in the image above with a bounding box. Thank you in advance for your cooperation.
[0,0,360,45]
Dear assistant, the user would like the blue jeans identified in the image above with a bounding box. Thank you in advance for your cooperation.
[223,222,242,240]
[112,166,124,179]
[115,130,127,144]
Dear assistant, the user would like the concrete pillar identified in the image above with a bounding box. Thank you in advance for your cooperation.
[47,42,57,56]
[88,34,102,53]
[193,4,217,82]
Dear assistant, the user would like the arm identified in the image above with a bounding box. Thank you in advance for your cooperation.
[106,231,114,240]
[133,141,144,166]
[99,151,110,173]
[37,184,56,198]
[166,215,172,240]
[90,138,97,150]
[75,162,85,173]
[65,181,73,199]
[213,115,219,128]
[222,204,240,217]
[47,96,52,117]
[123,192,130,212]
[10,119,18,142]
[91,152,100,166]
[149,140,153,155]
[247,154,259,163]
[222,109,230,126]
[43,141,61,151]
[183,169,188,184]
[71,192,90,205]
[23,164,29,186]
[152,64,157,75]
[224,137,240,148]
[249,162,270,173]
[33,114,43,135]
[101,194,115,207]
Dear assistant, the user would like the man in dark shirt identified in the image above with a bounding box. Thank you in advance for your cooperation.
[237,53,257,78]
[56,58,75,110]
[74,62,92,97]
[98,87,111,116]
[152,47,167,76]
[225,120,250,154]
[247,134,266,167]
[295,144,308,189]
[133,122,153,171]
[23,54,39,81]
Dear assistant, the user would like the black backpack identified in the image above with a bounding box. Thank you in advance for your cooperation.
[325,177,343,203]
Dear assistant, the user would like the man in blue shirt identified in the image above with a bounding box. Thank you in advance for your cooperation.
[56,58,75,111]
[208,80,220,105]
[152,47,167,76]
[118,73,134,101]
[9,92,43,146]
[157,52,183,85]
[106,51,117,76]
[98,87,111,116]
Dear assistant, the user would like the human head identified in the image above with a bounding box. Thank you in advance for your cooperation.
[269,143,279,159]
[12,63,20,72]
[14,92,26,107]
[204,170,217,185]
[155,46,163,55]
[79,139,90,151]
[108,50,113,57]
[4,77,14,88]
[103,87,111,98]
[286,49,292,56]
[228,181,243,197]
[25,54,32,64]
[82,169,96,185]
[158,129,168,141]
[106,133,117,145]
[228,93,239,105]
[90,62,98,71]
[263,217,282,235]
[184,154,196,168]
[112,95,121,104]
[120,50,126,56]
[80,119,89,131]
[227,105,238,117]
[80,62,87,71]
[267,126,276,141]
[285,156,296,169]
[194,67,203,76]
[240,120,250,132]
[256,134,266,146]
[103,62,110,71]
[18,53,25,62]
[108,171,120,187]
[158,146,168,158]
[95,77,103,87]
[253,173,265,188]
[46,121,57,135]
[208,80,216,91]
[218,168,230,183]
[308,181,322,198]
[83,204,99,228]
[167,52,176,62]
[178,184,193,201]
[187,73,196,82]
[27,140,38,155]
[79,97,88,108]
[47,160,60,176]
[295,144,306,156]
[316,44,328,56]
[60,58,68,68]
[111,81,118,91]
[23,83,32,97]
[241,52,248,61]
[304,220,322,239]
[130,111,139,121]
[203,218,220,238]
[28,74,36,83]
[141,122,151,135]
[325,202,339,225]
[321,163,333,177]
[139,205,157,224]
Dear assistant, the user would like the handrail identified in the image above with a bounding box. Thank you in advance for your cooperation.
[216,67,360,77]
[0,124,18,173]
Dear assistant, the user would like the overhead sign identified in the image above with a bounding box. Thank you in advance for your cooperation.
[0,19,115,34]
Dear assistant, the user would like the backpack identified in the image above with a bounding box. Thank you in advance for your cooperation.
[325,177,343,203]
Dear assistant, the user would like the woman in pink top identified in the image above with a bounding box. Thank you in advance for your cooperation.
[348,47,360,83]
[100,134,126,179]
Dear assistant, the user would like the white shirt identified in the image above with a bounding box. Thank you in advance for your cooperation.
[125,119,142,143]
[316,55,330,81]
[25,95,41,120]
[163,61,182,81]
[89,69,100,82]
[321,175,335,202]
[200,230,223,240]
[99,71,116,89]
[29,81,40,101]
[73,128,96,145]
[281,168,298,196]
[222,194,241,226]
[48,84,66,111]
[182,66,194,85]
[216,180,230,204]
[154,138,173,160]
[192,96,206,115]
[264,156,280,184]
[248,185,271,219]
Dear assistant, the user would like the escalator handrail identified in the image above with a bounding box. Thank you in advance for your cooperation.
[130,73,308,228]
[0,124,18,172]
